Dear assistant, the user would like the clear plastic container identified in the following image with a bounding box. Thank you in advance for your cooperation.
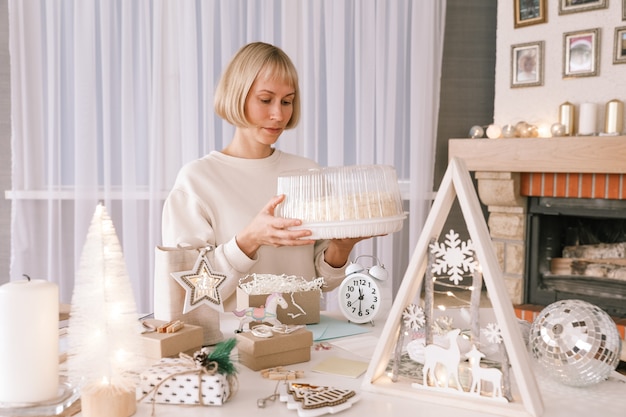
[276,164,406,239]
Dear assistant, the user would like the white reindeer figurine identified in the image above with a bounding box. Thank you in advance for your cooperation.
[422,328,463,391]
[465,345,503,398]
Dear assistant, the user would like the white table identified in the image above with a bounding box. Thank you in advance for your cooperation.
[104,308,626,417]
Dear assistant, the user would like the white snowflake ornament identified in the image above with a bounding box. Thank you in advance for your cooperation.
[433,316,454,335]
[482,322,503,344]
[402,304,426,331]
[429,229,477,285]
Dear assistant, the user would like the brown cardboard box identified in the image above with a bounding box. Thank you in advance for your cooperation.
[236,328,313,371]
[236,287,321,325]
[141,319,203,360]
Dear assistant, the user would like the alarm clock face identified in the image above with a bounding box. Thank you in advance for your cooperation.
[338,273,381,324]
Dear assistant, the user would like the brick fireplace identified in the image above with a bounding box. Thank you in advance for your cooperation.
[448,136,626,306]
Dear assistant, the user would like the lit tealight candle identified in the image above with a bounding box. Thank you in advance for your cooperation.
[0,277,59,403]
[538,123,552,138]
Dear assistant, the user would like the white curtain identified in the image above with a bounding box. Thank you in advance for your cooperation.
[8,0,446,313]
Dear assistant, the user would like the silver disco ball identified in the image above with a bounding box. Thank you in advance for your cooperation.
[529,299,622,387]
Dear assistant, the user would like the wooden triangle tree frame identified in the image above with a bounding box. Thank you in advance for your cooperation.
[362,157,544,417]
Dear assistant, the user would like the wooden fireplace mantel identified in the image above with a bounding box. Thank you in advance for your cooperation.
[447,135,626,309]
[448,136,626,174]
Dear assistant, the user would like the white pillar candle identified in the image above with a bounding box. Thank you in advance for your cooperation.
[0,278,59,403]
[578,102,598,135]
[559,101,575,136]
[604,99,624,134]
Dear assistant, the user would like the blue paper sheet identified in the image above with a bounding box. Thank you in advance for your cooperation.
[306,314,371,341]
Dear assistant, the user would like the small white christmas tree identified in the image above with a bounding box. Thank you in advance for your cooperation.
[67,203,144,417]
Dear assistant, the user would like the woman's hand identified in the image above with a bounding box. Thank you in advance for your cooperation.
[235,194,314,258]
[324,236,371,268]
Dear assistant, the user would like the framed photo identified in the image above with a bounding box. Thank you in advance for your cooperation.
[514,0,547,28]
[615,27,626,64]
[511,41,544,88]
[563,28,600,78]
[558,0,607,15]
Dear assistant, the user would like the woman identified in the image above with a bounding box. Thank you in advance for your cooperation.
[160,42,367,344]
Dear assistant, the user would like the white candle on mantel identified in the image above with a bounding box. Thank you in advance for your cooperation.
[0,278,59,403]
[578,102,598,135]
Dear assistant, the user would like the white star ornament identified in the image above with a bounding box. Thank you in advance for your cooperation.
[171,254,226,314]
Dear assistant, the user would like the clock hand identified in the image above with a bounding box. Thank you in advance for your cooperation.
[358,287,364,314]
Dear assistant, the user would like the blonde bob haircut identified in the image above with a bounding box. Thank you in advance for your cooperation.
[214,42,301,129]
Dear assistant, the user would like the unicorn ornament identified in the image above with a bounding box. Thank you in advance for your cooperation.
[232,292,288,333]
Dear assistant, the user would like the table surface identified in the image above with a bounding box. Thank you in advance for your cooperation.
[69,309,626,417]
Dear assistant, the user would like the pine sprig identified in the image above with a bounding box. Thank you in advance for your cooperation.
[194,338,238,376]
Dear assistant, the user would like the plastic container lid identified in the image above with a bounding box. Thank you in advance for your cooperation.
[276,164,406,239]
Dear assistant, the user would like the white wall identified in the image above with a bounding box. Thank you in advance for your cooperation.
[494,1,625,131]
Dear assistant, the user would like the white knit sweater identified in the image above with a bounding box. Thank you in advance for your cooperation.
[157,150,346,344]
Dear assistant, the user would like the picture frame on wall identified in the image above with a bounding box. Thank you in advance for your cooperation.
[514,0,547,28]
[563,28,600,78]
[511,41,544,87]
[615,27,626,64]
[558,0,607,15]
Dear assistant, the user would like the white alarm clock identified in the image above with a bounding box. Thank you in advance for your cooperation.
[337,255,388,324]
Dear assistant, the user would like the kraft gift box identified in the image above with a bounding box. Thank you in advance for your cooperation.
[236,287,321,325]
[236,328,313,371]
[141,319,203,360]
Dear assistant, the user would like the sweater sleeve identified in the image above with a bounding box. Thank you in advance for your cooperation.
[313,240,349,292]
[161,187,257,304]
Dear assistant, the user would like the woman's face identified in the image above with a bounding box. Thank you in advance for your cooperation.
[242,73,295,146]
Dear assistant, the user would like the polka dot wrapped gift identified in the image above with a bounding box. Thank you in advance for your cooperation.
[139,356,231,406]
[139,339,237,407]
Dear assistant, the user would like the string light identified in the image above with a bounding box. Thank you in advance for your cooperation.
[434,279,473,291]
[430,276,474,307]
[433,290,472,307]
